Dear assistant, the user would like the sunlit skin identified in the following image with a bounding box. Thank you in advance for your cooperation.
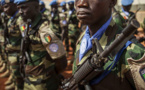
[75,0,116,36]
[17,2,39,22]
[3,3,17,16]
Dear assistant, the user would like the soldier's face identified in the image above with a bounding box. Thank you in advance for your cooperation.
[75,0,116,25]
[51,5,58,13]
[122,5,132,12]
[3,3,16,16]
[17,2,39,22]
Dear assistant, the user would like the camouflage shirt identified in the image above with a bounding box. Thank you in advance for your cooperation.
[73,19,145,90]
[19,13,66,77]
[67,9,80,40]
[6,11,21,52]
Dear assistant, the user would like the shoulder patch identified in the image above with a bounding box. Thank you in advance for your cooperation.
[49,43,59,52]
[44,34,51,43]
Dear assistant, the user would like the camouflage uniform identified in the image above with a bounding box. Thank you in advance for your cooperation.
[40,8,50,19]
[49,11,62,38]
[67,9,80,55]
[6,11,24,89]
[112,9,126,28]
[120,9,134,23]
[60,10,69,52]
[19,13,66,90]
[141,18,145,31]
[73,19,145,89]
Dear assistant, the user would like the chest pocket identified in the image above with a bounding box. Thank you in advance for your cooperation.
[9,26,21,36]
[29,32,45,51]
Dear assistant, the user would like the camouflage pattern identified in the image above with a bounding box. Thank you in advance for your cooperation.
[49,12,62,38]
[41,8,50,19]
[141,18,145,31]
[120,9,134,23]
[112,11,126,28]
[73,19,145,89]
[19,13,66,90]
[59,10,69,52]
[67,9,80,54]
[6,11,24,89]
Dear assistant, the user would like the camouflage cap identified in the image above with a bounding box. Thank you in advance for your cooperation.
[14,0,39,5]
[1,0,14,6]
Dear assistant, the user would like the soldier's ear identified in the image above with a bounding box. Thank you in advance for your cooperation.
[109,0,117,8]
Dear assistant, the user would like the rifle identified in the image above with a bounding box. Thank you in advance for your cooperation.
[19,19,32,77]
[61,19,140,90]
[128,8,141,24]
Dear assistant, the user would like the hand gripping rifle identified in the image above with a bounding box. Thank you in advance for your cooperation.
[19,19,32,77]
[61,19,140,90]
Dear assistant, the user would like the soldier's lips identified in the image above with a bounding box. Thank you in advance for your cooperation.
[77,12,90,19]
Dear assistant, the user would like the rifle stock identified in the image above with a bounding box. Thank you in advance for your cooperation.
[61,19,140,90]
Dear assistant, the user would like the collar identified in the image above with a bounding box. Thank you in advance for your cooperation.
[40,8,46,13]
[121,7,130,16]
[10,10,19,20]
[85,16,112,40]
[31,13,42,28]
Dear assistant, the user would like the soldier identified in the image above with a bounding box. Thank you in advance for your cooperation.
[59,1,69,56]
[39,0,50,18]
[135,18,145,46]
[73,0,145,89]
[67,0,80,55]
[14,0,67,90]
[60,1,67,13]
[1,0,24,89]
[112,7,126,28]
[120,0,135,22]
[49,0,62,38]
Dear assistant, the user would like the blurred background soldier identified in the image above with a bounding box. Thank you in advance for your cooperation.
[1,0,24,90]
[0,4,9,77]
[135,18,145,45]
[67,0,80,56]
[112,7,126,28]
[14,0,67,89]
[120,0,135,22]
[49,0,62,38]
[59,1,69,56]
[39,0,50,18]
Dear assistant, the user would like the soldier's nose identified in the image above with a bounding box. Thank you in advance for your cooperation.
[77,0,88,7]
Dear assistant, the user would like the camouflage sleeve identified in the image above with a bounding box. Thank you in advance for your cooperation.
[118,43,145,88]
[38,21,66,60]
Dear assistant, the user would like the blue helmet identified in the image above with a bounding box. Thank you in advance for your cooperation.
[14,0,39,5]
[68,0,74,4]
[49,0,57,6]
[60,1,66,6]
[121,0,134,6]
[1,0,14,6]
[39,0,44,5]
